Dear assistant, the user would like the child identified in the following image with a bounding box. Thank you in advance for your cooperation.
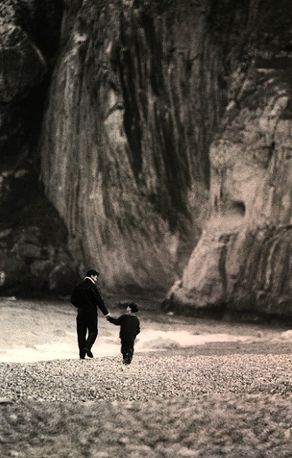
[107,302,140,364]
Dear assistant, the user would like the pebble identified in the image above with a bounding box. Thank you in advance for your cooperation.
[0,398,13,405]
[0,343,291,457]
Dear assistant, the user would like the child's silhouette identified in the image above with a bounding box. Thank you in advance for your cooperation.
[107,302,140,364]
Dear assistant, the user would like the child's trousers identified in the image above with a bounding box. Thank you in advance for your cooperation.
[121,339,135,364]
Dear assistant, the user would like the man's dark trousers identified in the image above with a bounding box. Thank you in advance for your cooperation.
[77,309,98,354]
[71,276,109,358]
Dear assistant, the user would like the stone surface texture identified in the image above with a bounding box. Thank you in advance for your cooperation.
[0,0,291,313]
[0,1,78,295]
[168,0,292,316]
[39,0,223,292]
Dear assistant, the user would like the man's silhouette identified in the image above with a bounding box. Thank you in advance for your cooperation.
[71,269,110,359]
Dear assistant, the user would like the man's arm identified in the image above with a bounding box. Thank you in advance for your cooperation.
[92,286,109,315]
[136,319,140,335]
[70,291,78,307]
[70,286,80,308]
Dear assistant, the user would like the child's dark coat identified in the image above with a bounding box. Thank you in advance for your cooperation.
[108,314,140,363]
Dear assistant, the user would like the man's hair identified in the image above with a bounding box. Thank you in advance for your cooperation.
[86,269,99,277]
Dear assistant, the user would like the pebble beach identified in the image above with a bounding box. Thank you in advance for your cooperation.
[0,300,291,457]
[1,341,291,457]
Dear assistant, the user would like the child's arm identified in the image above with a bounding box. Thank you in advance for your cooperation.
[136,319,140,335]
[106,316,121,325]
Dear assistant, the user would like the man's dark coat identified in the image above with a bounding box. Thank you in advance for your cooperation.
[71,278,108,316]
[71,278,109,354]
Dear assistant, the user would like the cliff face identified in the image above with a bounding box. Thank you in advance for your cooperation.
[0,1,78,295]
[0,0,291,313]
[39,0,225,292]
[168,0,292,316]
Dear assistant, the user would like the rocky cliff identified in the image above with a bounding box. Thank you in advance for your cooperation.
[0,0,78,295]
[39,0,224,293]
[0,0,291,314]
[167,0,292,316]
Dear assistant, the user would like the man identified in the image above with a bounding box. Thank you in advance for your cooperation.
[71,269,110,359]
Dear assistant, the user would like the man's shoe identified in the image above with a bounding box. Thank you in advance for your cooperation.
[79,349,86,359]
[86,349,94,358]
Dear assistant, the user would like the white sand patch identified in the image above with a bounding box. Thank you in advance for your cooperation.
[135,329,252,351]
[0,329,254,363]
[0,299,288,363]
